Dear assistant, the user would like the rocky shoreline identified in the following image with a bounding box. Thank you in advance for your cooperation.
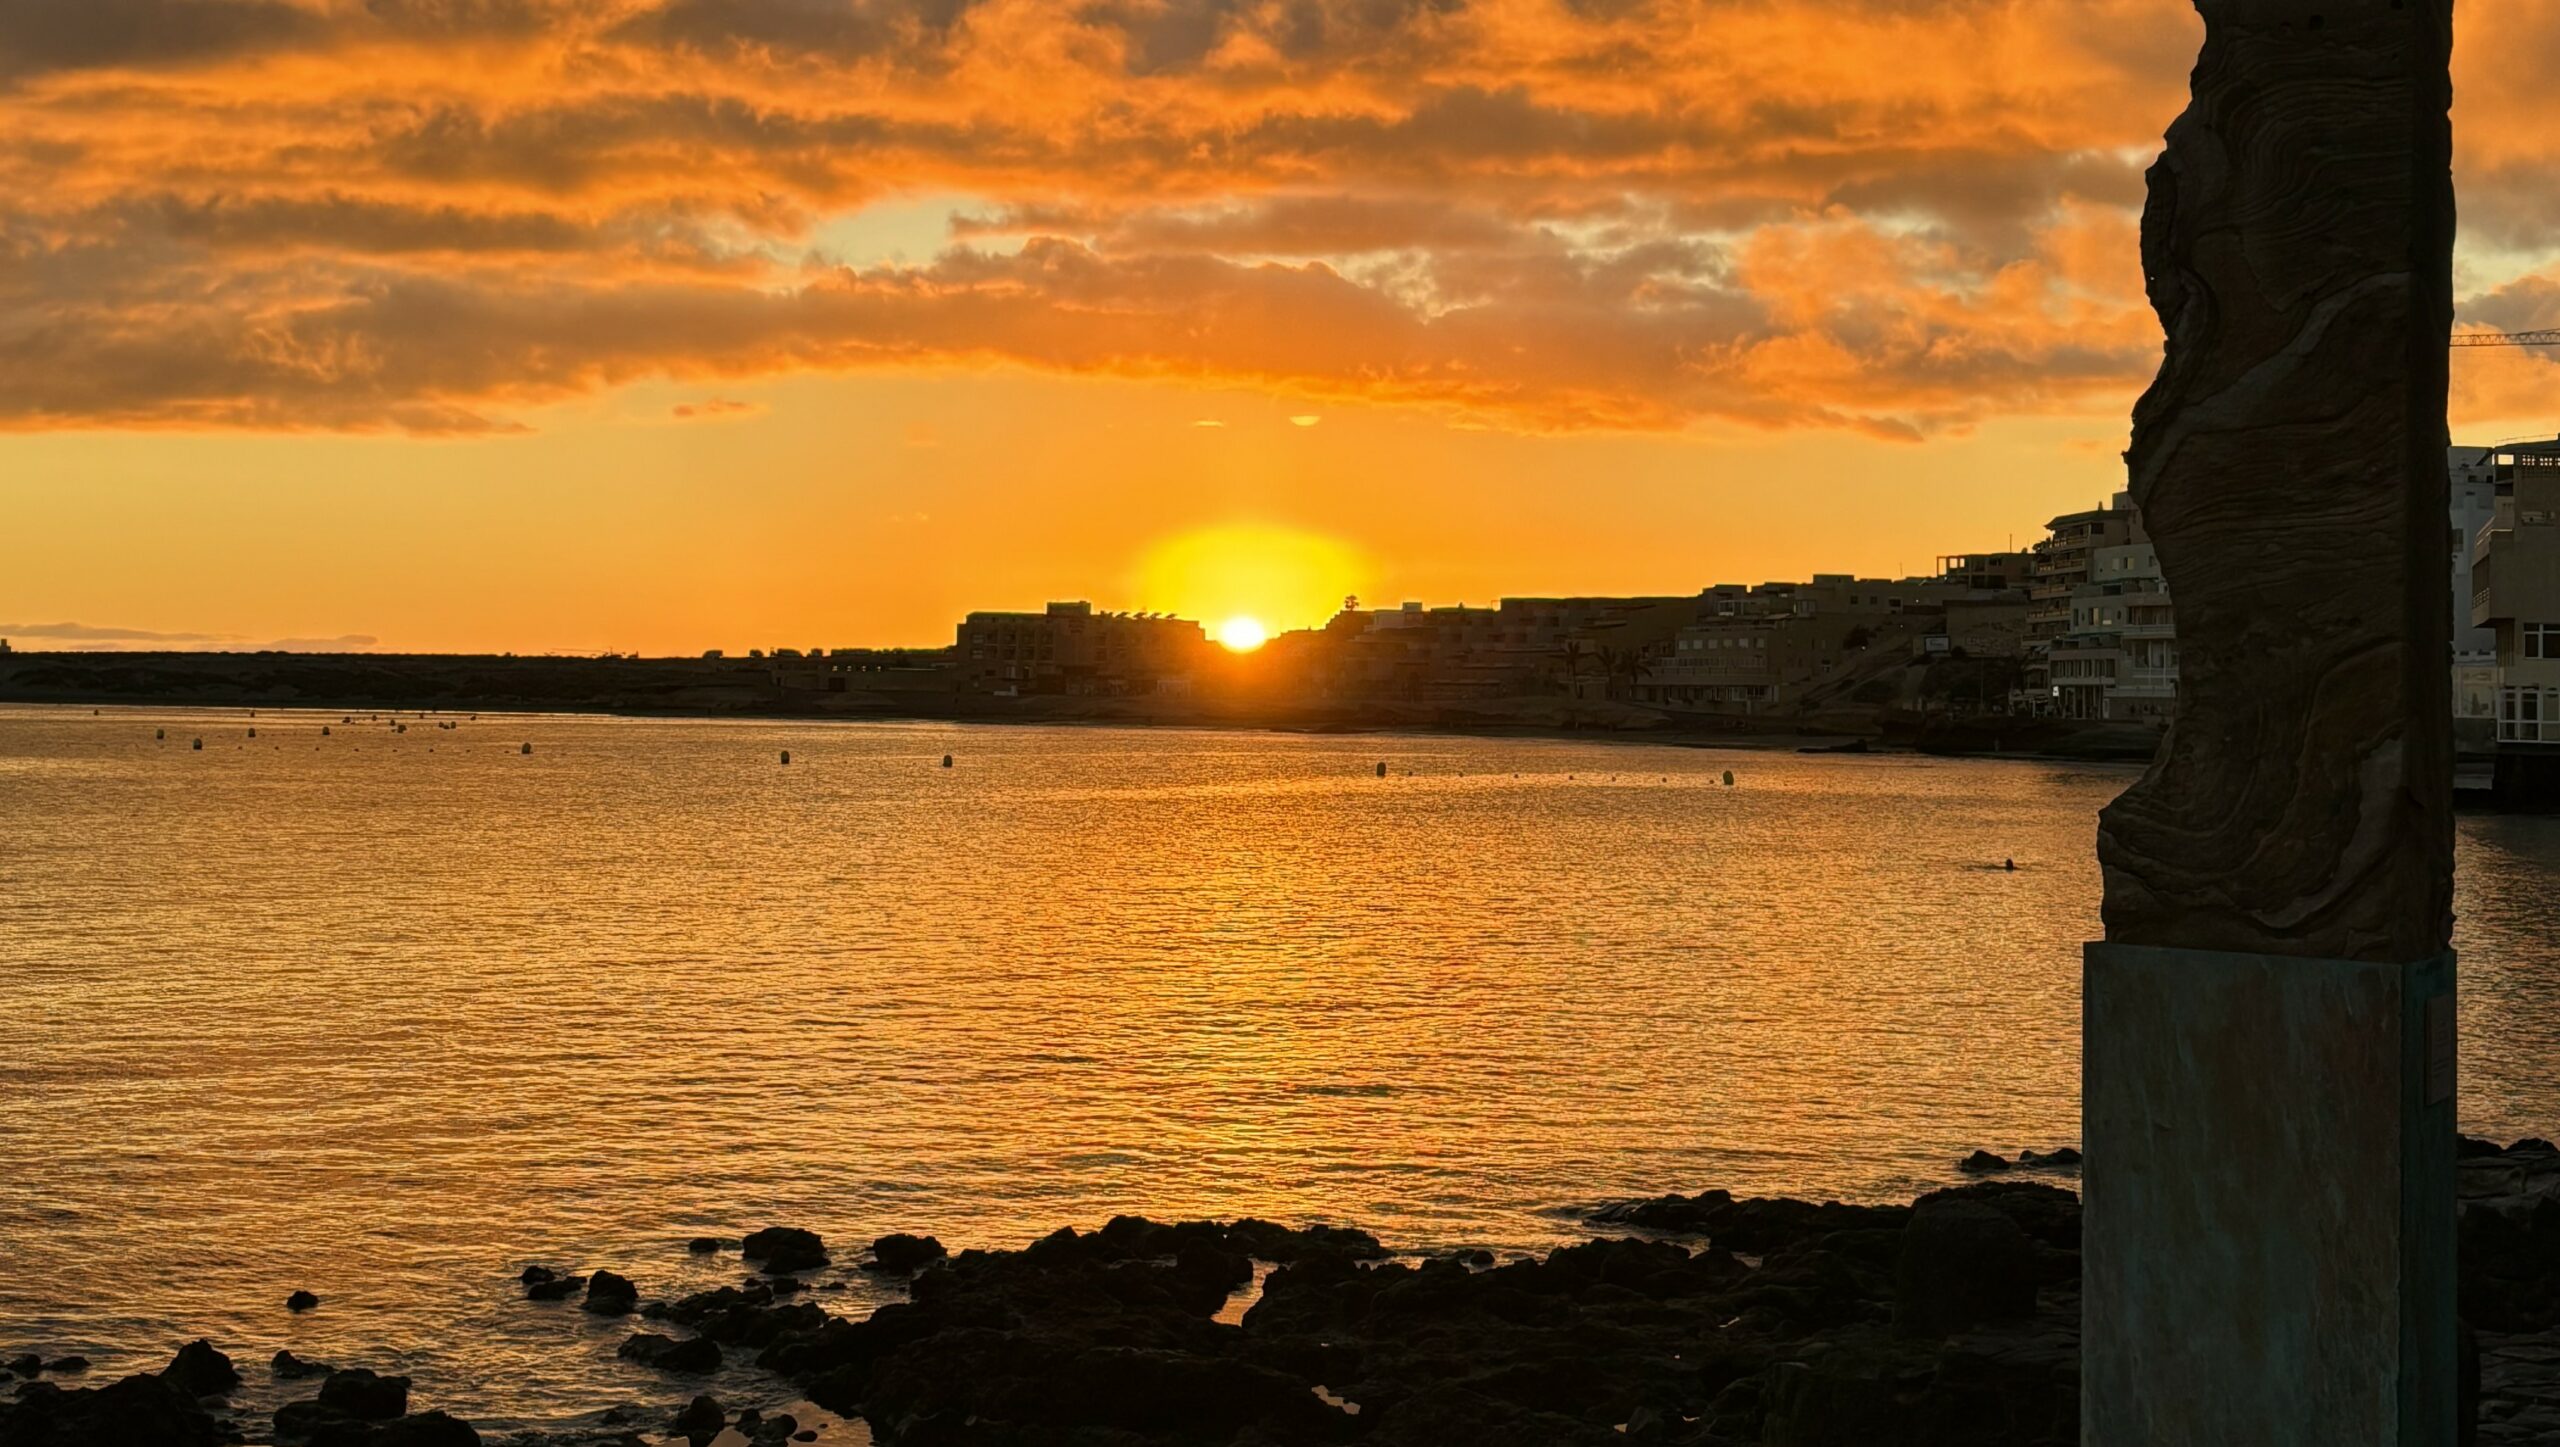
[8,1139,2554,1447]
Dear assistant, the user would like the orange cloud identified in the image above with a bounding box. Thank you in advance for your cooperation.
[2,0,2553,436]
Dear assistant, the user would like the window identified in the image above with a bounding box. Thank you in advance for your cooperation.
[2501,686,2551,743]
[2527,622,2558,660]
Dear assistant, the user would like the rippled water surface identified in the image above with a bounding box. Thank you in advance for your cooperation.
[2,706,2553,1433]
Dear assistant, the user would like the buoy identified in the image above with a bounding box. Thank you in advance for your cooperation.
[155,728,165,740]
[322,726,331,736]
[1375,761,1387,778]
[780,750,791,765]
[941,754,954,768]
[247,727,256,738]
[2004,858,2017,872]
[396,723,406,733]
[1723,770,1735,787]
[191,738,203,750]
[521,742,533,755]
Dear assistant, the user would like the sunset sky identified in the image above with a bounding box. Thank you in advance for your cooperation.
[7,0,2560,654]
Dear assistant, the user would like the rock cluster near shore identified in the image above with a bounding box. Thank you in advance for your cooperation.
[6,1139,2555,1446]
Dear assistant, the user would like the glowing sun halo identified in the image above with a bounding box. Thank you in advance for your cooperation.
[1217,617,1269,652]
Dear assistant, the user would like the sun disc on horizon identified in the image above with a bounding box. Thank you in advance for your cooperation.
[1217,616,1269,652]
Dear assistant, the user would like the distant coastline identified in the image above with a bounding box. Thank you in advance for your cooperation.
[0,649,2168,764]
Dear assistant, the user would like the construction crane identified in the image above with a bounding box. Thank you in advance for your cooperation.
[2452,329,2560,348]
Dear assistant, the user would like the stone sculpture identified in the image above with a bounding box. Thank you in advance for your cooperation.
[2097,0,2456,965]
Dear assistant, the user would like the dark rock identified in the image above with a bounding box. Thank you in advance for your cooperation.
[273,1396,353,1440]
[273,1350,332,1379]
[0,1370,223,1446]
[865,1233,947,1275]
[161,1340,239,1398]
[2511,1138,2559,1157]
[287,1291,320,1313]
[751,1412,798,1443]
[317,1368,410,1420]
[2460,1135,2508,1159]
[304,1409,481,1447]
[39,1359,85,1376]
[1957,1150,2012,1175]
[1894,1199,2038,1337]
[521,1266,586,1301]
[670,1394,724,1435]
[686,1237,724,1254]
[581,1271,639,1315]
[742,1228,828,1274]
[616,1334,721,1374]
[2,1358,36,1379]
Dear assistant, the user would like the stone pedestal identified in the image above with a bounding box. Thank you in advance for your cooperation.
[2084,944,2458,1445]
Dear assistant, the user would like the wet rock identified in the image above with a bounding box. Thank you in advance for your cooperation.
[1,1359,35,1380]
[686,1237,724,1254]
[616,1334,721,1375]
[1894,1199,2038,1337]
[864,1234,947,1275]
[273,1350,332,1379]
[317,1368,410,1420]
[741,1228,828,1274]
[38,1360,84,1377]
[287,1291,321,1313]
[521,1267,586,1302]
[670,1394,724,1436]
[581,1271,639,1316]
[1958,1150,2012,1175]
[0,1370,223,1446]
[161,1340,239,1398]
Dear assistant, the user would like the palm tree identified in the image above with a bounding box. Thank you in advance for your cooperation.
[1619,651,1654,701]
[1558,639,1590,698]
[1594,645,1626,701]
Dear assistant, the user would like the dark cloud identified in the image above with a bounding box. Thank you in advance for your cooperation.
[0,621,229,641]
[0,0,323,79]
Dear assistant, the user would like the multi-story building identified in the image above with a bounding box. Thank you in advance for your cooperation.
[955,601,1207,695]
[2018,493,2177,721]
[2468,438,2560,801]
[2451,447,2506,721]
[1644,613,1872,713]
[2022,500,2137,709]
[1937,552,2038,592]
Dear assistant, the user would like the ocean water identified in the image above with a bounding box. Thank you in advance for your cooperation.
[1,706,2552,1435]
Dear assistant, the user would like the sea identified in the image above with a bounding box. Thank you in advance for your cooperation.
[1,706,2552,1435]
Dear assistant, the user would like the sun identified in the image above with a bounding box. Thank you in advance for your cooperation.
[1216,616,1269,652]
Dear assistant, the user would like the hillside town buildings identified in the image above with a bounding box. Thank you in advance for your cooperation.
[730,441,2554,805]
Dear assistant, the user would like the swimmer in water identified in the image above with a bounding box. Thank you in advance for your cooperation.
[2004,858,2017,872]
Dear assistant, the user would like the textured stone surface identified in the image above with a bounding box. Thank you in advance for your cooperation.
[2084,944,2456,1445]
[2097,0,2456,963]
